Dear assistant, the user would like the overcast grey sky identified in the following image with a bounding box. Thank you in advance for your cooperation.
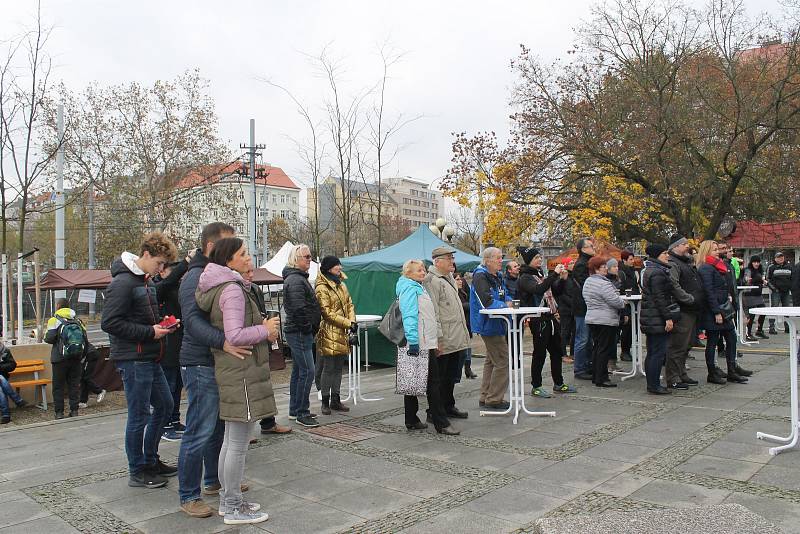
[1,0,784,191]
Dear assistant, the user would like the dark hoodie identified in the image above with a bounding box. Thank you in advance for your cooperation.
[282,266,321,335]
[101,252,162,362]
[516,265,559,310]
[179,251,226,367]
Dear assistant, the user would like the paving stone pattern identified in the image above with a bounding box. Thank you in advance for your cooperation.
[2,339,799,533]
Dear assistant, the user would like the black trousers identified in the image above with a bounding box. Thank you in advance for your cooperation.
[560,314,575,357]
[79,358,103,403]
[530,319,564,388]
[620,318,633,354]
[52,359,82,413]
[589,324,617,385]
[438,350,463,411]
[405,350,450,430]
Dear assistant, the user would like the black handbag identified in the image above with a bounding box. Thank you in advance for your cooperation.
[718,300,736,321]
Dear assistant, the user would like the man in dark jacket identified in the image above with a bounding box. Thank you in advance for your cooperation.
[555,257,576,360]
[571,237,595,380]
[767,251,793,334]
[619,250,639,361]
[665,235,699,389]
[793,257,800,306]
[153,257,189,441]
[101,232,178,490]
[504,261,520,299]
[640,244,677,394]
[44,299,87,419]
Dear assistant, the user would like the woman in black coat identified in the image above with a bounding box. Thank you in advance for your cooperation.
[697,240,748,385]
[640,244,677,395]
[741,256,768,341]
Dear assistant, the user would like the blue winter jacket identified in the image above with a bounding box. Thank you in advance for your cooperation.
[396,276,422,345]
[469,265,510,337]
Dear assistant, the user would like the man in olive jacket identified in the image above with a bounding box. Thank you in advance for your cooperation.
[423,246,471,419]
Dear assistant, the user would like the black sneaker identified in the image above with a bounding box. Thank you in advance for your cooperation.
[681,377,699,385]
[755,331,769,339]
[1,415,10,424]
[129,470,167,488]
[295,415,320,428]
[147,459,178,477]
[667,382,689,390]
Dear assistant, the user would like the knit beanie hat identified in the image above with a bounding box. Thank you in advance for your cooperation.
[606,258,618,269]
[750,255,761,263]
[320,255,341,273]
[645,243,667,259]
[668,234,688,250]
[516,246,541,266]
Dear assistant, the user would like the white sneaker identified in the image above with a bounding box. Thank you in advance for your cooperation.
[96,390,106,404]
[78,402,88,409]
[223,503,267,524]
[219,500,261,516]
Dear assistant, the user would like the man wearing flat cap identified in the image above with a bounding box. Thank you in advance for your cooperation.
[423,245,471,420]
[665,234,700,389]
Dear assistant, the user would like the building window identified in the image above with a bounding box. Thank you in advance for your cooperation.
[280,195,286,204]
[272,194,277,203]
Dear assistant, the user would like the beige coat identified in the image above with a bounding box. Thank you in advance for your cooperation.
[423,265,471,355]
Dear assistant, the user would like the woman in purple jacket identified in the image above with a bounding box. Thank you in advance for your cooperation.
[196,238,280,525]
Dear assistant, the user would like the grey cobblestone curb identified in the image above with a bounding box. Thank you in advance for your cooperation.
[23,468,138,534]
[752,384,791,407]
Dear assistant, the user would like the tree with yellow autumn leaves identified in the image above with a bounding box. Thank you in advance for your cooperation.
[443,0,800,246]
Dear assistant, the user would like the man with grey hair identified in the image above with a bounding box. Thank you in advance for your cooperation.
[666,233,700,389]
[469,247,513,409]
[424,246,471,420]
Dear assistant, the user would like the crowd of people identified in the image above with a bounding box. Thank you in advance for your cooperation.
[4,221,794,526]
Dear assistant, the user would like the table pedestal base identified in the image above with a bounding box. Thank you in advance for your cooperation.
[341,342,382,406]
[479,316,556,425]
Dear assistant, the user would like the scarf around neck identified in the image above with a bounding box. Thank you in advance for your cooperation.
[706,255,728,274]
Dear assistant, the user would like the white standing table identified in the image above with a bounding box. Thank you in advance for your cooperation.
[737,286,760,345]
[341,314,383,405]
[479,306,557,424]
[616,295,645,381]
[750,307,800,455]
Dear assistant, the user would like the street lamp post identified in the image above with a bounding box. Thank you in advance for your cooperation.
[430,218,455,244]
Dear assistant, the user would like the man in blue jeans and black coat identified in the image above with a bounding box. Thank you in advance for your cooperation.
[176,222,290,518]
[101,232,179,490]
[571,237,596,380]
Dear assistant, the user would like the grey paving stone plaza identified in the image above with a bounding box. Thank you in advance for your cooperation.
[1,336,799,533]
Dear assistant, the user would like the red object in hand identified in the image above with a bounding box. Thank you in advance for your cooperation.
[159,315,179,330]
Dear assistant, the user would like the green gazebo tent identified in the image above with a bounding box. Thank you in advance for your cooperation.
[341,226,482,365]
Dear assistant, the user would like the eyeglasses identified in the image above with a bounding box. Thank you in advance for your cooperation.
[301,255,312,260]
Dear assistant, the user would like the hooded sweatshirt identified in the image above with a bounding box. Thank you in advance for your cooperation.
[101,252,163,362]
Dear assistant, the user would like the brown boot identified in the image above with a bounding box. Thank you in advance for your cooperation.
[181,499,213,518]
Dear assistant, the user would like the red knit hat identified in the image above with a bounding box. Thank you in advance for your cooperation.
[561,257,574,268]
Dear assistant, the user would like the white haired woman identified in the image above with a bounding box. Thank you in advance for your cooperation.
[282,245,322,428]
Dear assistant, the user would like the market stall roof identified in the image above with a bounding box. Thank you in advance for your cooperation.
[341,226,483,272]
[547,242,643,270]
[35,269,112,291]
[251,268,283,285]
[262,241,319,282]
[727,220,800,249]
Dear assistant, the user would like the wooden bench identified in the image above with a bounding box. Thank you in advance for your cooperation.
[9,359,51,410]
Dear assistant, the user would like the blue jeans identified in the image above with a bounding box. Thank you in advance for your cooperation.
[178,365,225,504]
[115,360,174,476]
[0,375,24,416]
[573,316,590,375]
[161,365,183,426]
[287,332,315,418]
[454,347,472,384]
[645,333,669,390]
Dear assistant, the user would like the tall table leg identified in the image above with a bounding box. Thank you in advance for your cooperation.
[618,301,642,381]
[756,317,799,455]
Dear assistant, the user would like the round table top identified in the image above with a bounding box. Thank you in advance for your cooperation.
[356,314,382,323]
[748,307,800,318]
[480,306,550,316]
[737,286,759,290]
[622,295,642,301]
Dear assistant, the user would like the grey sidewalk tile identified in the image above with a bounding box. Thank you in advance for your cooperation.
[375,468,464,498]
[272,471,368,502]
[499,457,558,478]
[582,441,660,464]
[677,454,764,482]
[134,511,230,534]
[0,495,51,528]
[245,461,322,488]
[0,515,78,534]
[724,492,800,534]
[464,486,566,523]
[592,472,655,498]
[100,486,181,524]
[399,507,516,534]
[0,491,28,505]
[700,439,774,464]
[324,485,421,519]
[504,477,586,501]
[450,448,529,471]
[504,430,574,448]
[533,456,635,490]
[258,501,362,534]
[73,476,155,504]
[749,464,800,492]
[628,479,731,508]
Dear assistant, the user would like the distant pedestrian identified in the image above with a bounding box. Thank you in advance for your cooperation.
[555,257,577,363]
[742,256,768,341]
[454,271,478,379]
[767,251,793,334]
[571,237,596,381]
[45,298,87,419]
[582,256,625,388]
[504,261,520,299]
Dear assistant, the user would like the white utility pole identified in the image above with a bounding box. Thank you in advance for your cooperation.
[55,104,66,299]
